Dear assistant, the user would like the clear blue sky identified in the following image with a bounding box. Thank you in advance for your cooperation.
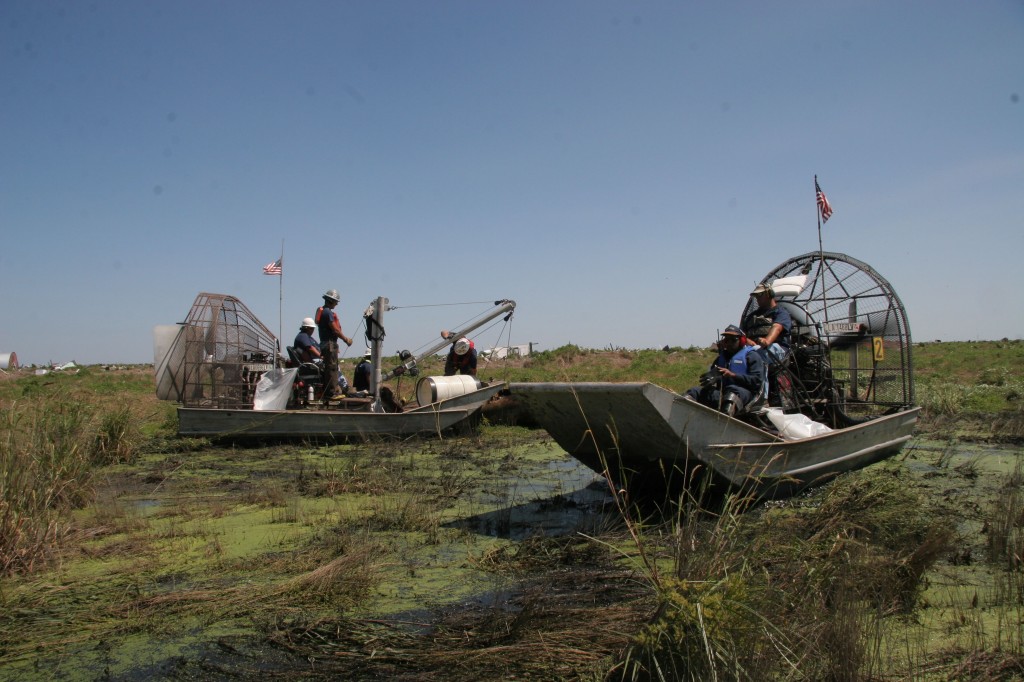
[3,1,1022,366]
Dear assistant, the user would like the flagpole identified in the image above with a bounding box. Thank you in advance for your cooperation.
[278,239,284,360]
[815,176,829,326]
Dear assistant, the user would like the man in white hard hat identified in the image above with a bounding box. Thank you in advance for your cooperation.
[440,330,477,377]
[353,348,373,393]
[294,318,322,363]
[315,289,354,400]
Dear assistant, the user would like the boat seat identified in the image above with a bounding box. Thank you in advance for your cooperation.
[735,388,766,417]
[286,346,323,381]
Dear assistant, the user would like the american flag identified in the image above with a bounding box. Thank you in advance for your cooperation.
[262,257,282,276]
[816,179,833,223]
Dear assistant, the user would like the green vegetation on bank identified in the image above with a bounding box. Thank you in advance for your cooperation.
[0,340,1022,679]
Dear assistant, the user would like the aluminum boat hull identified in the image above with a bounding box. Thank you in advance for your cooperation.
[509,382,920,498]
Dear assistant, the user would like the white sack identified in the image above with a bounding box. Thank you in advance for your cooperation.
[253,368,297,411]
[765,408,833,440]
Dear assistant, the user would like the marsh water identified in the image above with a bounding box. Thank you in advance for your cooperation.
[3,433,1021,681]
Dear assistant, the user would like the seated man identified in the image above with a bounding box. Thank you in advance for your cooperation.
[685,325,766,417]
[293,318,322,363]
[742,283,792,365]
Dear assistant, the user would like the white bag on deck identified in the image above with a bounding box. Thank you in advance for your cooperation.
[253,368,298,411]
[765,407,833,440]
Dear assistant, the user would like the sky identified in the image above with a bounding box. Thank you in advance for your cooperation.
[2,1,1023,366]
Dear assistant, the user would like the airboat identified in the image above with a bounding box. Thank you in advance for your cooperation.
[510,252,920,498]
[153,295,516,440]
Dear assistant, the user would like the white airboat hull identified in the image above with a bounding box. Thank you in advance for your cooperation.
[509,382,920,498]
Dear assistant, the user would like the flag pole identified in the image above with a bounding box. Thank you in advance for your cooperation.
[815,175,827,325]
[278,239,284,360]
[815,175,825,263]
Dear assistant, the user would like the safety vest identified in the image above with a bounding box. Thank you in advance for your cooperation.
[714,345,754,384]
[315,306,337,342]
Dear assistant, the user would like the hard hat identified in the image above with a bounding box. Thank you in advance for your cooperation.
[363,348,372,358]
[323,289,340,302]
[301,317,315,328]
[454,337,471,356]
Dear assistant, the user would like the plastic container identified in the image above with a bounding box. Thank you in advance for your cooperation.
[416,375,482,406]
[771,274,808,298]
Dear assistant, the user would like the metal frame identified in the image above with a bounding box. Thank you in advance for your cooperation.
[741,252,914,422]
[173,293,279,409]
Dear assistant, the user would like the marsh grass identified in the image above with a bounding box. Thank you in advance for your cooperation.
[2,347,1024,679]
[611,463,959,681]
[90,405,141,465]
[986,462,1024,572]
[365,492,443,534]
[274,526,386,606]
[266,538,650,681]
[1,394,94,575]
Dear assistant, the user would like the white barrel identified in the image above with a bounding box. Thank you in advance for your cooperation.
[416,375,482,405]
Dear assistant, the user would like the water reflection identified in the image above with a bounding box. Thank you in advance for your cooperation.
[449,457,616,539]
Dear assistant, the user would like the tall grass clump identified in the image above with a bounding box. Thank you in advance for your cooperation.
[616,485,798,682]
[0,395,95,575]
[987,462,1024,572]
[615,468,953,682]
[90,405,140,465]
[919,381,966,417]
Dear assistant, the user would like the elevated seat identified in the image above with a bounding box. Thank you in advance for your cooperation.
[286,346,324,402]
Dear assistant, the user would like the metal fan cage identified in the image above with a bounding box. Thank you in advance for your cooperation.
[741,252,914,419]
[170,293,280,408]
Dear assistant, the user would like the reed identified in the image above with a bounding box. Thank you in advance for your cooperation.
[610,461,958,681]
[986,461,1024,572]
[276,528,385,605]
[0,394,93,575]
[90,405,141,465]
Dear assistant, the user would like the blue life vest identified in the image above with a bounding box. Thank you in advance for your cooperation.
[714,346,754,386]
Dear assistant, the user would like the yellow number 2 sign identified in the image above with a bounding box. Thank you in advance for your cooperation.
[873,337,885,362]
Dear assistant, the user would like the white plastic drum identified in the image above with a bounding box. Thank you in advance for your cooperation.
[416,375,482,406]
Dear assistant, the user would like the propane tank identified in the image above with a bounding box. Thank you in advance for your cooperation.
[307,385,314,402]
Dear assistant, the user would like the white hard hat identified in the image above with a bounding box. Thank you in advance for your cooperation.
[301,317,315,328]
[363,348,372,358]
[323,289,340,302]
[454,337,471,356]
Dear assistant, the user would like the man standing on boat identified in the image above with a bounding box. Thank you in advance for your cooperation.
[440,331,477,376]
[684,325,765,417]
[742,283,792,365]
[315,289,353,401]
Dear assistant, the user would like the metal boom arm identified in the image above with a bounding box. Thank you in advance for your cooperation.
[380,299,516,381]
